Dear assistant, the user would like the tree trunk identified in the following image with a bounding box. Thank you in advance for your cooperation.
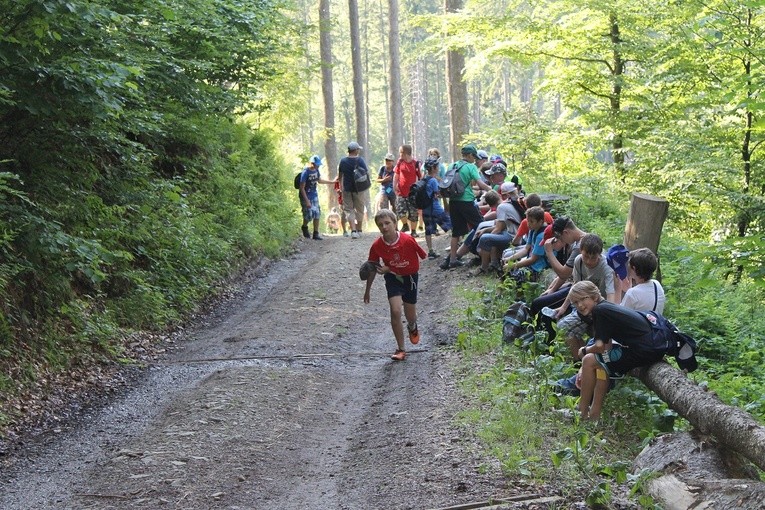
[319,0,338,207]
[636,361,765,472]
[388,0,404,152]
[377,0,391,151]
[623,192,668,254]
[348,0,367,154]
[411,60,427,157]
[444,0,468,162]
[609,12,625,179]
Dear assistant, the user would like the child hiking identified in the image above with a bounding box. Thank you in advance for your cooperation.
[362,209,427,361]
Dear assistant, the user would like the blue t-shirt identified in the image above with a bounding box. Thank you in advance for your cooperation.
[300,167,320,199]
[423,177,445,215]
[528,227,550,273]
[378,165,394,196]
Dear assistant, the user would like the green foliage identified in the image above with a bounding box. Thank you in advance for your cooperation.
[0,0,302,410]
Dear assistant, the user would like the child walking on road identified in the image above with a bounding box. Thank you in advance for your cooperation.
[362,209,427,361]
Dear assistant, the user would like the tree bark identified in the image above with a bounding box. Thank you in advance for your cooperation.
[348,0,368,154]
[636,361,765,472]
[388,0,404,152]
[444,0,468,162]
[411,60,427,157]
[319,0,337,186]
[623,192,668,254]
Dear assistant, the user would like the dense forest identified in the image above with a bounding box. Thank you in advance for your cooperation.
[1,0,765,500]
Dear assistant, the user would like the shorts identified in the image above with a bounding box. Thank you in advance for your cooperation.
[422,208,451,235]
[383,272,419,304]
[302,195,321,221]
[395,195,419,222]
[449,200,483,237]
[557,309,591,340]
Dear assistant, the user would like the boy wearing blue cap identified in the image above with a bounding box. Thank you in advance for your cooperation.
[299,155,334,240]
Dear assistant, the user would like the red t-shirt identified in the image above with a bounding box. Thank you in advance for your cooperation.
[368,232,427,276]
[394,159,421,198]
[516,212,554,239]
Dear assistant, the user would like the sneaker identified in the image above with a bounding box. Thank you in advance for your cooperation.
[343,231,350,237]
[351,231,360,239]
[391,349,406,361]
[411,231,419,238]
[301,225,310,238]
[312,232,323,240]
[408,324,420,345]
[439,257,451,270]
[428,250,438,260]
[448,259,464,269]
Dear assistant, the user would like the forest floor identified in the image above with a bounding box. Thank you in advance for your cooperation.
[0,229,573,510]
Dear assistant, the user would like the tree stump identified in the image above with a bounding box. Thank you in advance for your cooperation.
[623,192,669,253]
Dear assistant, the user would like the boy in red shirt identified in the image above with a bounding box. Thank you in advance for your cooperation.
[362,209,427,361]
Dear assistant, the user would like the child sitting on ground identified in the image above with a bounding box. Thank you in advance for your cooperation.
[503,206,550,283]
[362,209,428,361]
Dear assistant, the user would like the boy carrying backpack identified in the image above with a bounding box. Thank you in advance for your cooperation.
[417,158,452,259]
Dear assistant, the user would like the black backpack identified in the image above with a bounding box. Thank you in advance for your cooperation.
[636,310,699,372]
[409,176,433,210]
[293,171,303,190]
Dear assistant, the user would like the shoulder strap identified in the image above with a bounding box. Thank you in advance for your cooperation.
[652,281,658,311]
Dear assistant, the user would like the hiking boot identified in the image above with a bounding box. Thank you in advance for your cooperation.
[391,349,406,361]
[351,231,360,239]
[408,324,420,345]
[312,231,323,240]
[439,257,451,270]
[428,250,438,260]
[301,225,310,238]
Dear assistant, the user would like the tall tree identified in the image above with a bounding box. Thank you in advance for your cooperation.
[388,0,404,151]
[319,0,338,183]
[445,0,469,161]
[349,0,368,153]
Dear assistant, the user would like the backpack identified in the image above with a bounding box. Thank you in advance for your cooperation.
[352,161,371,191]
[409,176,433,210]
[293,171,303,190]
[439,161,467,198]
[637,310,699,372]
[502,301,535,346]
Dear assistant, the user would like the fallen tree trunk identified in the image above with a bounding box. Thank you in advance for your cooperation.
[636,361,765,472]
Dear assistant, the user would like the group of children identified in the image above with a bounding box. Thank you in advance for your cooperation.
[297,146,676,422]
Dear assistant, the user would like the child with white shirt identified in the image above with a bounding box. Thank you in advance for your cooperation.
[621,248,666,314]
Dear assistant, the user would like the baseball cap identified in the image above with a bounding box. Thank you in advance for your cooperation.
[348,141,363,151]
[476,150,489,160]
[309,155,321,166]
[384,153,395,161]
[489,154,504,164]
[606,244,630,280]
[461,144,478,156]
[489,163,507,176]
[552,216,570,236]
[424,157,440,169]
[500,182,517,194]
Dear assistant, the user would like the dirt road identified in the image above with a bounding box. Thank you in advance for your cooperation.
[0,231,517,509]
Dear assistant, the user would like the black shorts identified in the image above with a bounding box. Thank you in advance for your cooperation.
[383,272,419,304]
[449,200,483,237]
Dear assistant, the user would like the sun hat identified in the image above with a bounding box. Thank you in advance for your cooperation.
[348,141,363,151]
[309,155,321,166]
[384,153,395,161]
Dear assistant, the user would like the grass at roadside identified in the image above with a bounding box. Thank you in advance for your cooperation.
[449,281,668,507]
